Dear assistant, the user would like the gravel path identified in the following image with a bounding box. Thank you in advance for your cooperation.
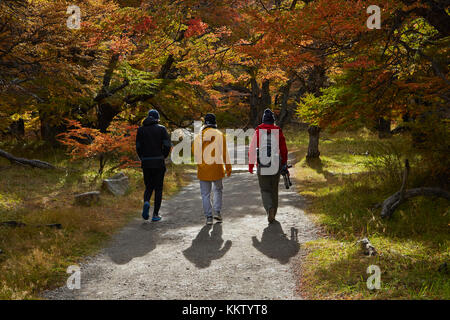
[44,164,318,300]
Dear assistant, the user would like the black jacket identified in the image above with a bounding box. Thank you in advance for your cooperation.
[136,117,171,168]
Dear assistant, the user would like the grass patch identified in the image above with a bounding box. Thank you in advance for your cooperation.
[285,128,449,299]
[0,148,193,299]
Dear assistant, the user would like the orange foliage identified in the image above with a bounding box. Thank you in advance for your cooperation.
[58,120,138,173]
[185,18,209,38]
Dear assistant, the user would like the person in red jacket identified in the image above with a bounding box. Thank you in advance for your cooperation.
[248,109,288,223]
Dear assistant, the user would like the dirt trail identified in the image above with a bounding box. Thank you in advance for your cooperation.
[44,163,318,300]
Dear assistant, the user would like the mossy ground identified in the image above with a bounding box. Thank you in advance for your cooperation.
[284,128,449,299]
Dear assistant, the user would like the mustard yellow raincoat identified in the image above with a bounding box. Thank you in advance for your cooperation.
[192,127,232,181]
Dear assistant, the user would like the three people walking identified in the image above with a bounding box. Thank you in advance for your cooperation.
[136,108,288,225]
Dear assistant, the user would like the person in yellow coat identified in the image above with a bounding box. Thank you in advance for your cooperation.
[193,114,232,225]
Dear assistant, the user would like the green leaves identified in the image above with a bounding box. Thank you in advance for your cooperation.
[296,83,364,129]
[120,63,163,97]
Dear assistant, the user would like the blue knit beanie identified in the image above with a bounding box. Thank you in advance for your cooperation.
[262,109,275,124]
[147,109,160,121]
[204,113,217,127]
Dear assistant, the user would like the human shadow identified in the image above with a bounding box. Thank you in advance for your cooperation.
[252,221,299,264]
[105,222,159,265]
[183,224,232,269]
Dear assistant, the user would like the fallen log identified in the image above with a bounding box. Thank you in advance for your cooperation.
[0,148,55,169]
[0,221,27,227]
[380,159,450,218]
[381,187,450,218]
[0,221,62,229]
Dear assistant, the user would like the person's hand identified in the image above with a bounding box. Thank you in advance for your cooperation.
[281,164,291,175]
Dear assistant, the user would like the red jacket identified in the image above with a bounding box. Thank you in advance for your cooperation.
[248,123,288,173]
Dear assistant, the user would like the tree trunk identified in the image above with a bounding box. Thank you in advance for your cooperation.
[8,118,25,137]
[98,154,107,175]
[306,125,321,158]
[260,79,271,121]
[376,117,391,139]
[278,79,293,129]
[249,77,271,128]
[249,77,260,128]
[39,111,66,145]
[97,103,122,133]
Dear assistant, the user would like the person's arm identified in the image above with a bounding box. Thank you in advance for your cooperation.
[217,240,232,258]
[248,129,258,174]
[279,128,288,165]
[252,236,261,249]
[136,127,143,160]
[223,134,232,176]
[161,127,171,159]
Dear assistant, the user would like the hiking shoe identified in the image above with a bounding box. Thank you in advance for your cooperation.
[142,202,150,220]
[206,216,213,225]
[268,208,276,224]
[214,212,222,223]
[152,215,162,222]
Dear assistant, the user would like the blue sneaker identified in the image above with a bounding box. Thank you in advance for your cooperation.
[142,202,150,220]
[152,215,162,222]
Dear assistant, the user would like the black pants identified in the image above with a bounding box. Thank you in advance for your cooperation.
[257,172,280,215]
[143,167,166,216]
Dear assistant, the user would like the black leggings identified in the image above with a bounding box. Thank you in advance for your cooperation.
[143,167,166,216]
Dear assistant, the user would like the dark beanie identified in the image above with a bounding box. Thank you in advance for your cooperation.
[147,109,160,121]
[262,108,275,124]
[204,113,217,127]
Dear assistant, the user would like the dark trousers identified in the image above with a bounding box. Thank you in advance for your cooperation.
[257,172,280,215]
[143,167,166,216]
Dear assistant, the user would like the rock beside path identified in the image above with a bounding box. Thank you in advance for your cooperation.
[102,172,129,196]
[74,191,101,206]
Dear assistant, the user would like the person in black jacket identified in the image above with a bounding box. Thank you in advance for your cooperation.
[136,109,171,221]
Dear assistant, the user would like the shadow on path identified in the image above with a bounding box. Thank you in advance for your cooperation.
[105,172,306,265]
[252,221,299,264]
[106,222,160,265]
[183,224,232,269]
[43,168,318,299]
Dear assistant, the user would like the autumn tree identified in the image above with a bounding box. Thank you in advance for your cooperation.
[58,119,138,175]
[0,0,126,143]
